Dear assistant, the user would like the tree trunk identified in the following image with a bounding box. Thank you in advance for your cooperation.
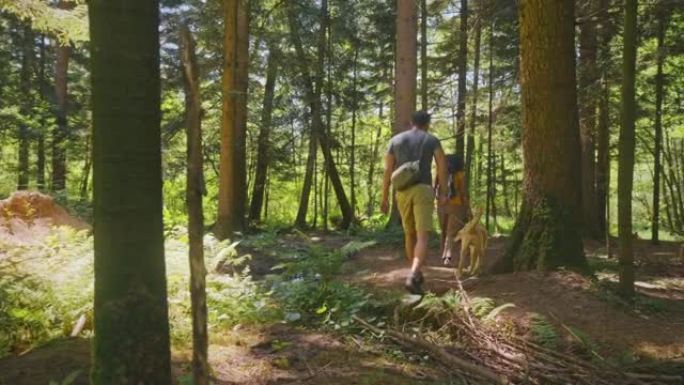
[289,0,354,229]
[17,24,33,191]
[578,0,600,239]
[350,45,359,215]
[456,0,468,156]
[52,0,72,193]
[595,0,613,240]
[217,0,241,239]
[79,133,92,200]
[651,4,668,245]
[596,74,610,239]
[420,0,428,110]
[501,154,511,216]
[466,15,482,187]
[395,0,417,132]
[89,0,172,382]
[500,0,586,272]
[181,25,209,385]
[367,111,384,217]
[485,23,494,231]
[618,0,638,298]
[249,46,278,224]
[234,0,249,229]
[37,35,47,190]
[295,122,317,228]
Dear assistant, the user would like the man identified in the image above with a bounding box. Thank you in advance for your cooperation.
[381,111,448,294]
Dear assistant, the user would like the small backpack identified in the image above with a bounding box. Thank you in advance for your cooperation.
[391,133,429,191]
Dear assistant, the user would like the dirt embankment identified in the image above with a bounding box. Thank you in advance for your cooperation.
[0,191,90,246]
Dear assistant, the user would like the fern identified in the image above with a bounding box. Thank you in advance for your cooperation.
[529,313,560,349]
[340,240,376,258]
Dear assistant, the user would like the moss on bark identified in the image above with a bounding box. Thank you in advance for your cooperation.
[499,196,588,273]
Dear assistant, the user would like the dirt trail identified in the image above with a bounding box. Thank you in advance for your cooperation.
[343,237,684,365]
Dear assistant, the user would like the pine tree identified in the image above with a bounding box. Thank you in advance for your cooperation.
[501,0,586,271]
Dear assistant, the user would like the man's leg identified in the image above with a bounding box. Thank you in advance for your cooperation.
[404,231,416,263]
[411,230,429,275]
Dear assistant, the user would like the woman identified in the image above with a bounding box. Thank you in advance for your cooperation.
[436,154,470,263]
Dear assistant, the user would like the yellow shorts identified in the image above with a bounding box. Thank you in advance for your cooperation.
[396,184,434,233]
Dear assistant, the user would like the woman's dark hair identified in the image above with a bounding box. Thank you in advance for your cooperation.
[411,110,431,128]
[447,154,464,173]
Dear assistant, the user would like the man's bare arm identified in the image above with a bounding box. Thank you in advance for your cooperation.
[380,153,395,214]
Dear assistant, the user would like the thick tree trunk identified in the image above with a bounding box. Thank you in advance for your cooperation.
[17,24,33,191]
[420,0,428,110]
[249,47,278,223]
[395,0,417,132]
[500,0,586,272]
[181,25,209,385]
[618,0,638,298]
[217,0,241,239]
[466,15,481,187]
[456,0,468,156]
[651,6,668,245]
[578,0,600,239]
[89,0,172,383]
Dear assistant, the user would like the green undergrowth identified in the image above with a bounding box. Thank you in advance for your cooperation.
[0,226,391,357]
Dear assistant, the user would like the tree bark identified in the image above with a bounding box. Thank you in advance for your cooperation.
[395,0,417,132]
[500,0,586,272]
[181,25,209,385]
[578,0,600,239]
[217,0,241,239]
[52,0,72,193]
[249,46,278,223]
[456,0,468,156]
[17,24,33,191]
[618,0,638,298]
[651,3,668,245]
[89,0,172,382]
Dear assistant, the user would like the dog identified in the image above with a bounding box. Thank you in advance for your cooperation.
[443,208,488,277]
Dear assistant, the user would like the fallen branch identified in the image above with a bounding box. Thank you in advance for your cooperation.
[353,315,508,384]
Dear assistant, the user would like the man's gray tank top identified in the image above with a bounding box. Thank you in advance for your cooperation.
[387,129,441,186]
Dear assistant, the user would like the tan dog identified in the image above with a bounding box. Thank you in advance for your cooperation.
[453,209,488,276]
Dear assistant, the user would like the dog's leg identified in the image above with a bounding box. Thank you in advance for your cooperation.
[469,245,479,275]
[457,239,468,277]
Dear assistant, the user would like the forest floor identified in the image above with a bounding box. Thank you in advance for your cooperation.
[1,212,683,384]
